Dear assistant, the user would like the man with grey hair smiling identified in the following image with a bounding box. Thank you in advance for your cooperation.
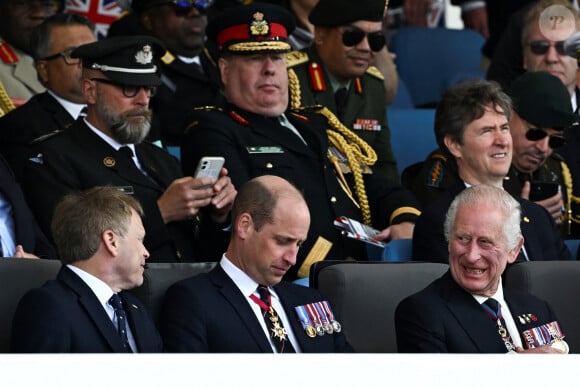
[396,184,568,354]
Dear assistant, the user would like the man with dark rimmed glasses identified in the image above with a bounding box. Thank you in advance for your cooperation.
[0,13,96,178]
[19,35,237,264]
[287,0,400,181]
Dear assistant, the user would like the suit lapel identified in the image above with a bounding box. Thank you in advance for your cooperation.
[210,266,273,352]
[441,273,508,353]
[275,283,317,353]
[58,266,126,352]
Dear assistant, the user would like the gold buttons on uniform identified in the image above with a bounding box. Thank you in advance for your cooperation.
[330,196,337,203]
[266,163,273,168]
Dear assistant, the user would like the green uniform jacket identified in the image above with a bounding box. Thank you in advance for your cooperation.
[287,46,398,181]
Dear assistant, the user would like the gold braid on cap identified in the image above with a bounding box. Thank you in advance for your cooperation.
[0,80,15,117]
[288,68,377,225]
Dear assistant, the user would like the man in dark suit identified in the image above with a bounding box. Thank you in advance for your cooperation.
[397,184,569,354]
[0,13,97,177]
[180,3,421,281]
[19,35,237,263]
[0,154,55,258]
[411,79,571,262]
[161,175,353,353]
[11,186,163,352]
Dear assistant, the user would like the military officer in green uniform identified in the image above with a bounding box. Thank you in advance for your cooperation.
[286,0,399,181]
[408,72,579,238]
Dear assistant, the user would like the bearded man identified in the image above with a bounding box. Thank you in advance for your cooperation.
[20,35,237,262]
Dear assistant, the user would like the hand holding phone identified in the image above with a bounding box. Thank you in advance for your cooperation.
[193,157,225,186]
[529,181,559,202]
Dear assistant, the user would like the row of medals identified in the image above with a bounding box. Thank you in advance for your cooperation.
[305,319,341,338]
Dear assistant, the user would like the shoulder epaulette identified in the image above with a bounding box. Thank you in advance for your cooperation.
[0,41,18,64]
[193,105,222,112]
[185,106,223,132]
[291,104,324,113]
[161,50,175,65]
[286,50,309,67]
[30,130,62,145]
[365,66,384,80]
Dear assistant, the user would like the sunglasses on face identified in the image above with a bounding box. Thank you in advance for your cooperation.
[525,127,566,148]
[527,40,566,56]
[39,47,80,65]
[155,0,214,16]
[342,26,386,52]
[91,78,158,98]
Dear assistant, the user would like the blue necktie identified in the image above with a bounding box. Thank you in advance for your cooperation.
[108,293,133,353]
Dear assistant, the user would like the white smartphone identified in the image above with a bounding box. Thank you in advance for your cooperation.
[193,156,225,182]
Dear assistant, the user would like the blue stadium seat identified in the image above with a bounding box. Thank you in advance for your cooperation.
[564,239,580,258]
[387,108,437,176]
[390,26,485,108]
[166,146,181,160]
[367,239,413,262]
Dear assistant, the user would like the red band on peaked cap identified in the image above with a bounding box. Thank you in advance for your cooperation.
[217,23,288,49]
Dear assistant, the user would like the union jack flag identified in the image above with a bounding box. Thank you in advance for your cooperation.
[65,0,123,39]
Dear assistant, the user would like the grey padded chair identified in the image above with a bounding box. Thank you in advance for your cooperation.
[0,260,217,353]
[504,261,580,354]
[313,261,448,352]
[129,262,216,324]
[0,259,61,353]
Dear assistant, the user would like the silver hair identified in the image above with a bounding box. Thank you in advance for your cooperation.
[444,185,522,250]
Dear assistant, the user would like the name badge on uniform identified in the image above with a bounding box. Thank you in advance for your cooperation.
[352,119,381,131]
[246,146,284,154]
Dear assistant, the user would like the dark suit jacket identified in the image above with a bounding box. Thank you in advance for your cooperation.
[0,91,76,178]
[181,104,420,279]
[412,182,571,262]
[0,154,55,258]
[160,264,353,353]
[396,270,562,353]
[11,266,162,353]
[20,119,227,262]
